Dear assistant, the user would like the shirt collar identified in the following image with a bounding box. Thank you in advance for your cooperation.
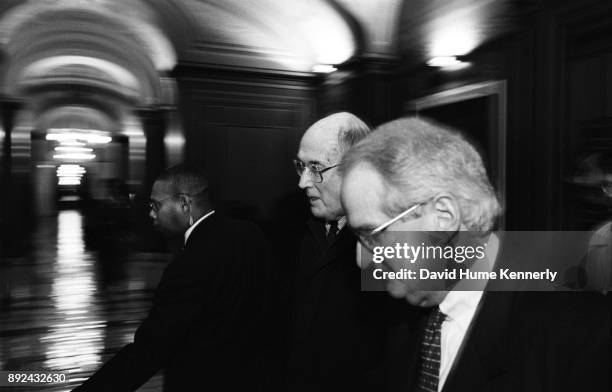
[438,232,499,329]
[438,290,485,331]
[184,210,215,244]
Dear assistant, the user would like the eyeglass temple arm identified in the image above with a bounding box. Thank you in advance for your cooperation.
[371,203,421,234]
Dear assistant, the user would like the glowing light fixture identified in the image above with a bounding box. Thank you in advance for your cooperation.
[57,165,86,176]
[59,141,86,147]
[57,165,86,186]
[46,130,112,145]
[427,56,462,67]
[58,177,82,186]
[312,64,337,73]
[59,175,82,181]
[55,147,93,153]
[53,153,96,161]
[85,135,112,144]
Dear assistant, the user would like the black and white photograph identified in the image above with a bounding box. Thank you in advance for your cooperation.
[0,0,610,391]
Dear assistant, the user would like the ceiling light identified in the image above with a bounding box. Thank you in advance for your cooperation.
[427,56,463,67]
[59,141,86,147]
[57,164,85,172]
[46,130,112,144]
[58,177,82,186]
[86,135,112,144]
[55,147,93,153]
[57,165,86,177]
[312,64,337,73]
[53,153,96,161]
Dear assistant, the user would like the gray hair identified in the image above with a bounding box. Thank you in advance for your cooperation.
[341,117,501,231]
[333,112,371,155]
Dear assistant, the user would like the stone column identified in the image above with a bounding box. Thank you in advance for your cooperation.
[0,98,23,256]
[136,106,167,194]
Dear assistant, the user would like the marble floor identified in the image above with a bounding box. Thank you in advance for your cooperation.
[0,209,171,391]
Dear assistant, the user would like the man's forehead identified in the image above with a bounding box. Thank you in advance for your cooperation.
[298,122,340,160]
[298,143,339,164]
[342,165,388,228]
[151,180,172,197]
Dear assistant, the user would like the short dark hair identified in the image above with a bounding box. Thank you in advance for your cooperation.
[156,164,210,207]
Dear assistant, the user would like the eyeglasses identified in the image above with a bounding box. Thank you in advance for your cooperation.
[358,200,429,251]
[149,196,172,213]
[603,182,612,198]
[293,159,340,183]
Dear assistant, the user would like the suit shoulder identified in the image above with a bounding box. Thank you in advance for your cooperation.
[515,291,609,333]
[218,216,265,239]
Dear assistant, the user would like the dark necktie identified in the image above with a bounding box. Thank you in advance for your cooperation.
[326,220,339,245]
[416,306,446,392]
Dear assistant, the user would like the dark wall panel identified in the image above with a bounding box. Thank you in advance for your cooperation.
[393,0,612,230]
[173,65,316,224]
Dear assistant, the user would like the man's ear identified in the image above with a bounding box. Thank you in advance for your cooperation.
[432,193,461,231]
[178,194,191,213]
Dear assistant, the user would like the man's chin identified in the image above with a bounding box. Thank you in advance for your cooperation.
[309,207,341,222]
[385,282,429,307]
[309,206,326,219]
[405,291,444,307]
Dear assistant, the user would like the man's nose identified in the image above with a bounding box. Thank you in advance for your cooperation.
[149,208,157,220]
[298,171,312,189]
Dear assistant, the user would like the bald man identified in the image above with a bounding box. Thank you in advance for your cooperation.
[285,113,388,392]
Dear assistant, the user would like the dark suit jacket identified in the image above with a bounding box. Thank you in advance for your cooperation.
[74,213,269,392]
[385,291,610,392]
[286,218,389,392]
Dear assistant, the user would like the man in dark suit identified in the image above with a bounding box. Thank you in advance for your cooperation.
[340,117,609,392]
[74,164,268,392]
[286,112,388,391]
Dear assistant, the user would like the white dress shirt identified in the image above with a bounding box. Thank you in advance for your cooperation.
[184,210,215,244]
[436,233,500,391]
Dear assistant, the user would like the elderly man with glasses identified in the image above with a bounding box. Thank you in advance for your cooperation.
[340,117,609,392]
[285,112,389,392]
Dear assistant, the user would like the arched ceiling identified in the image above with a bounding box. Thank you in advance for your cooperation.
[0,0,374,101]
[0,0,519,134]
[159,0,363,71]
[334,0,404,58]
[0,0,379,133]
[0,0,174,104]
[36,105,118,132]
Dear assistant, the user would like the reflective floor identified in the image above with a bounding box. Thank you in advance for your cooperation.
[0,210,170,391]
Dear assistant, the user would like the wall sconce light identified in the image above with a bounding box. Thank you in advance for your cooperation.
[312,64,337,73]
[427,56,465,67]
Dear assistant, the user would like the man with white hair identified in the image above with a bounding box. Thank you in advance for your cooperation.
[340,117,609,392]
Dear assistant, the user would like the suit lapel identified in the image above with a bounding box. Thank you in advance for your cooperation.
[183,212,219,251]
[442,292,515,392]
[386,306,429,391]
[292,220,357,343]
[302,220,355,278]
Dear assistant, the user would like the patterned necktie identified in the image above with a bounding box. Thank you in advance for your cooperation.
[416,306,446,392]
[326,220,338,245]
